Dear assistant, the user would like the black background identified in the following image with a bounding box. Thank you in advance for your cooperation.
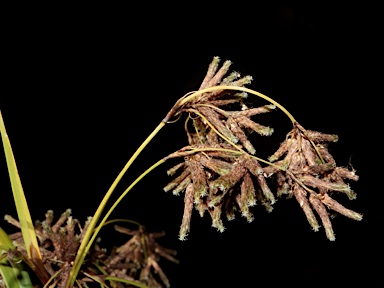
[1,2,379,287]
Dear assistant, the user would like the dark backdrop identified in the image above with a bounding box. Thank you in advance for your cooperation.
[2,2,379,287]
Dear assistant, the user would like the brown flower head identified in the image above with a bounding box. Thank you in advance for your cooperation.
[165,147,276,240]
[162,57,361,242]
[4,211,178,287]
[162,57,279,240]
[101,225,179,288]
[5,210,92,286]
[264,122,362,240]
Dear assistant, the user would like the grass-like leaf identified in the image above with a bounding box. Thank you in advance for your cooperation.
[0,226,14,251]
[1,227,33,288]
[66,122,166,288]
[0,110,41,261]
[0,110,50,284]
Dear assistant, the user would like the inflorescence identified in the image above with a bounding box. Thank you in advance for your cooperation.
[162,57,362,241]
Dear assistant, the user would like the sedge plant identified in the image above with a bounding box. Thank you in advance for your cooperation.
[0,57,362,287]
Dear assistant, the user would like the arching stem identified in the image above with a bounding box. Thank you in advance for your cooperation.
[66,122,166,288]
[163,86,296,124]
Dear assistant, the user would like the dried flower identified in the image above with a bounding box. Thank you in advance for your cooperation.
[162,56,361,242]
[4,211,177,287]
[265,122,362,240]
[5,210,92,286]
[104,225,178,288]
[161,57,280,237]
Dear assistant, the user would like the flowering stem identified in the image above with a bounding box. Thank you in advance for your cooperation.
[194,103,230,117]
[66,122,166,288]
[163,86,296,124]
[165,146,286,173]
[286,171,319,196]
[82,158,166,268]
[97,219,143,230]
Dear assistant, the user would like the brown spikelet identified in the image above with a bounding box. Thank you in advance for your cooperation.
[197,106,238,143]
[309,194,335,241]
[162,57,361,242]
[321,194,363,221]
[227,116,256,154]
[264,122,361,240]
[179,183,194,240]
[293,185,320,231]
[199,56,220,89]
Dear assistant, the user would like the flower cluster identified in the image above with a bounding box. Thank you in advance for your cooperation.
[5,209,91,286]
[264,123,362,240]
[163,57,279,240]
[4,211,178,287]
[163,57,362,241]
[165,149,278,240]
[98,225,178,288]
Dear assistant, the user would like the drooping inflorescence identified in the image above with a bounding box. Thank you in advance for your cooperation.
[264,123,362,240]
[163,57,362,241]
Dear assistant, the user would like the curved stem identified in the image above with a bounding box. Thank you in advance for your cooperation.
[83,158,165,262]
[194,103,230,117]
[164,147,242,160]
[98,218,142,230]
[164,86,296,124]
[165,145,319,200]
[286,170,320,196]
[43,269,62,288]
[105,277,149,288]
[166,146,287,173]
[295,123,325,164]
[66,122,166,288]
[176,87,325,168]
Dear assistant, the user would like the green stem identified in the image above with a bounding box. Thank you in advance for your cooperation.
[67,85,298,287]
[82,158,165,266]
[98,219,142,230]
[164,86,296,124]
[177,86,326,168]
[66,122,165,288]
[105,277,149,288]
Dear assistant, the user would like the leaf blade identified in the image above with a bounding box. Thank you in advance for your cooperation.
[0,110,42,261]
[0,265,33,288]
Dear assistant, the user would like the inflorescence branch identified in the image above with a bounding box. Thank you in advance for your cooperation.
[162,57,362,241]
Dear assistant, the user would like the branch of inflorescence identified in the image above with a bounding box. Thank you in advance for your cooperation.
[66,85,300,287]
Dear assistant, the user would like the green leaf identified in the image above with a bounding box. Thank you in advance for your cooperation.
[0,265,33,288]
[0,110,42,261]
[0,227,14,252]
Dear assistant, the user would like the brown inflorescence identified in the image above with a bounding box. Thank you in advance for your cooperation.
[163,57,362,241]
[101,225,178,288]
[163,57,278,240]
[264,123,362,240]
[5,210,92,287]
[4,211,178,287]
